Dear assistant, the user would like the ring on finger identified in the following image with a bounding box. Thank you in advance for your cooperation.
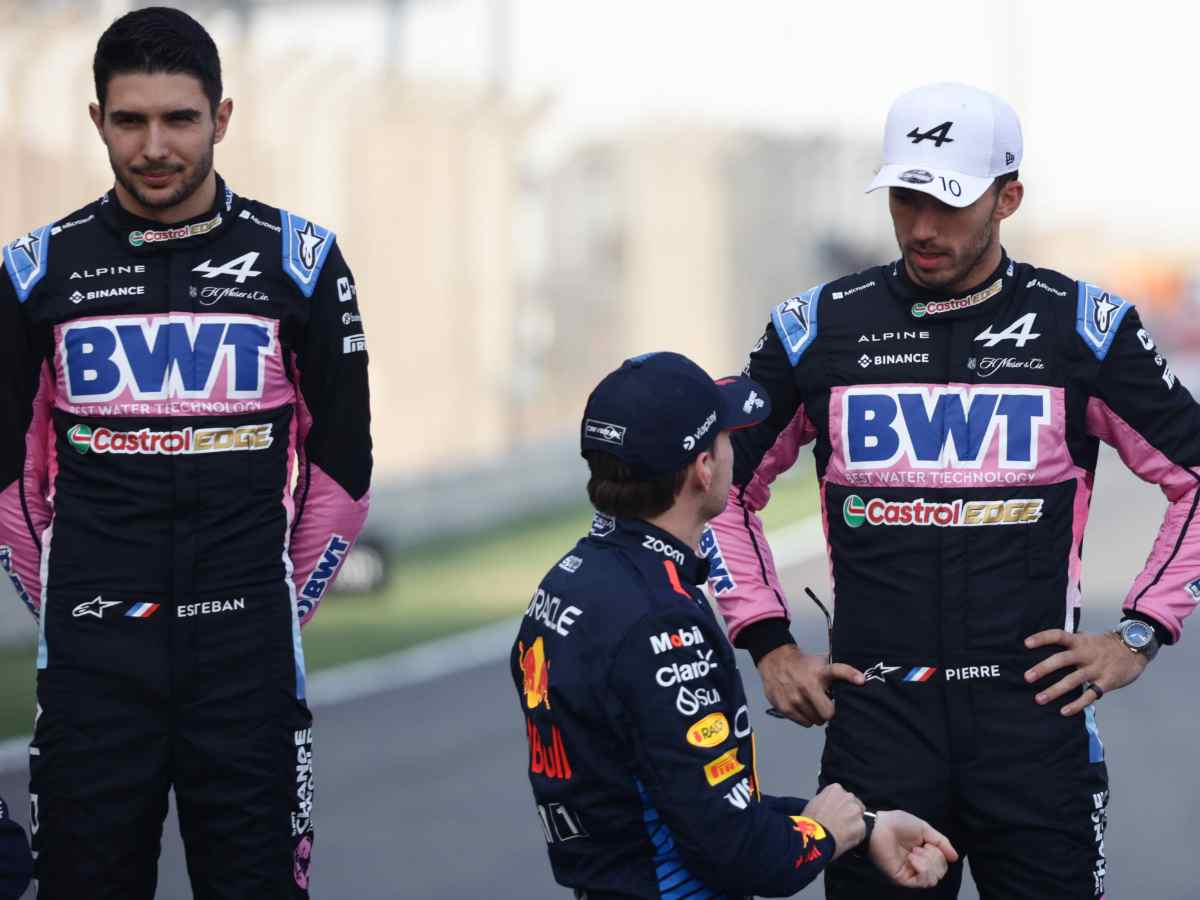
[1081,681,1104,701]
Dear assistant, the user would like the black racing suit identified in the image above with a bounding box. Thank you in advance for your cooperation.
[705,253,1200,898]
[512,513,838,899]
[0,176,372,899]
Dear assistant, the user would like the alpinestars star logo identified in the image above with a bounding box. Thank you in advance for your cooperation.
[907,121,955,147]
[863,661,900,683]
[296,221,326,270]
[12,232,39,267]
[779,295,809,334]
[72,596,121,618]
[1092,292,1121,335]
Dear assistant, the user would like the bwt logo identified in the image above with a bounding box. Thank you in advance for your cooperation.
[62,316,274,402]
[300,535,351,604]
[842,386,1050,469]
[698,527,736,595]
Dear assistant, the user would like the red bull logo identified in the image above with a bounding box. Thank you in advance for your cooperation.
[527,719,573,781]
[518,636,551,710]
[790,816,827,865]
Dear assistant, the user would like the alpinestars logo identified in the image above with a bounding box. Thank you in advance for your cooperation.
[11,232,40,267]
[296,221,326,269]
[907,122,954,146]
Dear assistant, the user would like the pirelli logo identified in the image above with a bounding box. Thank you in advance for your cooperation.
[703,748,744,787]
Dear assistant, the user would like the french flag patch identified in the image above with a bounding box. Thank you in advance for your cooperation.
[125,602,159,619]
[903,667,937,682]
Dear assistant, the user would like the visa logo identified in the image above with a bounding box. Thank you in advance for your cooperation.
[842,386,1050,469]
[61,315,274,403]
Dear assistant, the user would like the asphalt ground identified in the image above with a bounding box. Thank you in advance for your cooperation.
[2,447,1199,898]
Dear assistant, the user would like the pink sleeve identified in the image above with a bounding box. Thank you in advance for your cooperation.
[0,365,55,618]
[1087,397,1200,641]
[703,406,817,641]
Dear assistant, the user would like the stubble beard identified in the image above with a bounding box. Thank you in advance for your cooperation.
[902,208,998,293]
[114,140,214,216]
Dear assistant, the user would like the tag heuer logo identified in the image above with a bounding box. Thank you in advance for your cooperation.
[584,419,626,446]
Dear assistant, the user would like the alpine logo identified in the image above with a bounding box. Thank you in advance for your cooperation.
[975,313,1040,348]
[906,121,954,146]
[193,251,261,283]
[842,494,1044,528]
[841,385,1050,470]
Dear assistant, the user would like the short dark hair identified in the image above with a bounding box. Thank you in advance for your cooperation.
[995,170,1020,190]
[94,7,223,113]
[584,451,689,520]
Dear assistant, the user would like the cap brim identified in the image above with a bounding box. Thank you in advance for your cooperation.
[714,375,771,431]
[865,164,994,209]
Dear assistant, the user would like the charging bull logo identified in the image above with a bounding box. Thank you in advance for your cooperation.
[60,315,274,403]
[790,816,828,865]
[842,385,1050,470]
[519,636,551,710]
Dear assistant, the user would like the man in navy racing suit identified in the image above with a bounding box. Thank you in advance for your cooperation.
[705,82,1200,898]
[512,351,957,898]
[0,8,371,898]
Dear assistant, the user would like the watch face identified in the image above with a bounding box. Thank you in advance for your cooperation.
[1122,621,1154,649]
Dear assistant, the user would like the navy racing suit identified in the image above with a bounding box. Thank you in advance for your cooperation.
[706,253,1200,898]
[512,513,840,898]
[0,176,372,899]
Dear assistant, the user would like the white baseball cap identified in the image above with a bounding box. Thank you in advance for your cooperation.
[865,82,1023,208]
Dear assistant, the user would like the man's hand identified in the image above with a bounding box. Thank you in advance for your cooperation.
[757,645,864,726]
[1023,629,1149,716]
[868,810,958,889]
[800,784,866,860]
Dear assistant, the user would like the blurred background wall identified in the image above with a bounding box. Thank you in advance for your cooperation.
[1,0,1199,554]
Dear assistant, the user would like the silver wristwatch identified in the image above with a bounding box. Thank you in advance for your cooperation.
[1114,619,1160,661]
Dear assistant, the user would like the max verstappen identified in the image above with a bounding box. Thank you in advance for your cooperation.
[706,82,1200,898]
[0,8,371,898]
[513,352,957,898]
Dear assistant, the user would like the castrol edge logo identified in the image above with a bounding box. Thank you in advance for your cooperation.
[842,494,1043,528]
[67,423,273,456]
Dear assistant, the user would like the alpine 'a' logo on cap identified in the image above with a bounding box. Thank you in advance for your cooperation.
[584,419,625,446]
[843,495,866,528]
[906,122,955,146]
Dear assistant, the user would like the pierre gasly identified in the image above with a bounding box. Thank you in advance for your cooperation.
[706,253,1200,897]
[0,175,371,897]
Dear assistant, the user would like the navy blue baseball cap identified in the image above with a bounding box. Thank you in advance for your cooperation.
[580,351,771,478]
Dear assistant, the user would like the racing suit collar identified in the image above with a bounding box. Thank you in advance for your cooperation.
[885,249,1018,322]
[590,513,711,585]
[99,173,241,254]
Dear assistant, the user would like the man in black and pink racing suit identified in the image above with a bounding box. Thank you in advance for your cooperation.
[0,8,371,899]
[704,82,1200,899]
